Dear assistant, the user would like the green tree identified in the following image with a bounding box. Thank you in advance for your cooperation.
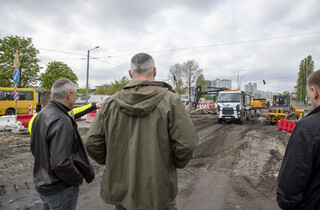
[0,35,40,87]
[95,86,108,94]
[78,87,92,94]
[40,61,78,90]
[195,74,213,100]
[106,77,131,95]
[175,79,186,96]
[295,55,314,103]
[196,74,206,87]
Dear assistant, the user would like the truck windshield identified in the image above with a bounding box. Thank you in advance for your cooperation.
[218,93,240,102]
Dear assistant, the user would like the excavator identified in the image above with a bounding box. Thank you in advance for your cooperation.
[266,95,304,124]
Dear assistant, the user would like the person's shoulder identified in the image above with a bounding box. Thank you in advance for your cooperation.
[297,111,320,137]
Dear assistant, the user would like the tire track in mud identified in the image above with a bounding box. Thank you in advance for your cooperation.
[178,114,286,210]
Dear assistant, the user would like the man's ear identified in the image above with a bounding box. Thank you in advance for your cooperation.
[66,90,73,100]
[153,67,157,77]
[312,86,319,100]
[129,70,133,79]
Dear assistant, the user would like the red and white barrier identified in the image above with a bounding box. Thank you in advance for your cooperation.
[28,103,32,114]
[86,110,97,123]
[196,103,215,109]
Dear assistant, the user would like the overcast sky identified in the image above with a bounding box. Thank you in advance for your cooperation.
[1,0,319,93]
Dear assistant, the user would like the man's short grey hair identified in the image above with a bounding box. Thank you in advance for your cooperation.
[308,69,320,90]
[130,53,155,76]
[51,78,77,100]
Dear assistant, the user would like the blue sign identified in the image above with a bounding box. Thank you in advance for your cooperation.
[13,68,19,83]
[192,89,196,94]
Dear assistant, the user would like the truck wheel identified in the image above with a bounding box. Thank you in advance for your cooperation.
[6,108,15,115]
[218,119,222,124]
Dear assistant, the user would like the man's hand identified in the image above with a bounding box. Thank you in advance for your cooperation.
[96,102,102,109]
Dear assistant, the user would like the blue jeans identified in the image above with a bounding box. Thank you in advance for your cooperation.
[38,186,80,210]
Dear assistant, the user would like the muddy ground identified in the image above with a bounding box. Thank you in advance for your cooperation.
[0,108,311,210]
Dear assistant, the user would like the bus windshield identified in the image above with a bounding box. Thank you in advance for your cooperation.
[218,93,240,102]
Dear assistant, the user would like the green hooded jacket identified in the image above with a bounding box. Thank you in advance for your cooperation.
[86,80,199,210]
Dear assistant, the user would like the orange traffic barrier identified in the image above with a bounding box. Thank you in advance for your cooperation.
[277,119,296,133]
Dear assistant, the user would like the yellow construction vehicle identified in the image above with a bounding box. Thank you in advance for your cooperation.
[250,98,270,115]
[266,95,304,124]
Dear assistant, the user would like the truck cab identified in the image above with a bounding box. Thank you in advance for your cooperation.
[217,90,251,124]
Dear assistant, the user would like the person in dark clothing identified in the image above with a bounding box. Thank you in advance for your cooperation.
[30,78,95,210]
[277,69,320,210]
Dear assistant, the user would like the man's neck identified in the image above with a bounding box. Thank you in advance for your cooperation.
[55,98,72,110]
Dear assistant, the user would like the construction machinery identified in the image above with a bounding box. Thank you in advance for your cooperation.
[250,98,270,115]
[217,90,251,124]
[266,95,304,124]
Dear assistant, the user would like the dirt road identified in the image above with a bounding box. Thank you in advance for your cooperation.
[0,110,293,209]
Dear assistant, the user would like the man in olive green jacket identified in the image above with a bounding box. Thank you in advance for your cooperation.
[86,53,199,210]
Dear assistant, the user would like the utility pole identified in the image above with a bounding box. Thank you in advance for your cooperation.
[86,46,99,104]
[234,66,246,90]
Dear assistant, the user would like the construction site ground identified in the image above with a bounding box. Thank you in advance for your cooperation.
[0,107,312,210]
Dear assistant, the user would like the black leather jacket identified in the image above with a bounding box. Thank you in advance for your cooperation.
[277,105,320,210]
[30,100,95,196]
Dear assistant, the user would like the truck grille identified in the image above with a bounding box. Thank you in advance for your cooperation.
[222,108,234,115]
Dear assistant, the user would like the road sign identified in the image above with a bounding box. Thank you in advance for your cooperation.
[13,68,19,83]
[192,89,196,94]
[13,50,20,68]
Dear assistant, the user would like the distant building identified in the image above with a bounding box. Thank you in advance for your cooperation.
[254,90,273,100]
[205,79,232,89]
[244,82,257,95]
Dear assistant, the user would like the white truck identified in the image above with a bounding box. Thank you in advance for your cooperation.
[217,90,251,124]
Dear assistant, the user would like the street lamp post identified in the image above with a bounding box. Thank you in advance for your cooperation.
[86,46,99,104]
[234,66,246,90]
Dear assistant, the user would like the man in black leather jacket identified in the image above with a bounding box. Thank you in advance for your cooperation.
[30,78,95,210]
[277,69,320,210]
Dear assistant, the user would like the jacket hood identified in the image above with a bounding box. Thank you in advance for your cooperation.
[113,80,174,117]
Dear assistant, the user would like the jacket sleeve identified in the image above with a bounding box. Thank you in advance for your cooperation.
[85,102,107,165]
[49,120,84,186]
[69,103,97,119]
[169,95,199,168]
[276,122,313,209]
[28,113,37,134]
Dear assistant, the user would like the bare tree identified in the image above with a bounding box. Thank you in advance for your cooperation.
[181,60,203,102]
[168,63,182,85]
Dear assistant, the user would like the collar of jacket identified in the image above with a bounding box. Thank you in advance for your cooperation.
[49,99,76,124]
[306,105,320,117]
[123,80,175,92]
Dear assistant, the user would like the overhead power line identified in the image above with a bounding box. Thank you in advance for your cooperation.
[95,58,127,68]
[38,48,86,56]
[97,31,320,58]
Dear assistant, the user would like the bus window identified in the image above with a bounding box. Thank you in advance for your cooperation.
[18,91,26,100]
[26,91,34,100]
[0,90,5,100]
[6,91,13,100]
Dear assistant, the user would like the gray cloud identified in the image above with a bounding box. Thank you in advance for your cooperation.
[0,0,319,93]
